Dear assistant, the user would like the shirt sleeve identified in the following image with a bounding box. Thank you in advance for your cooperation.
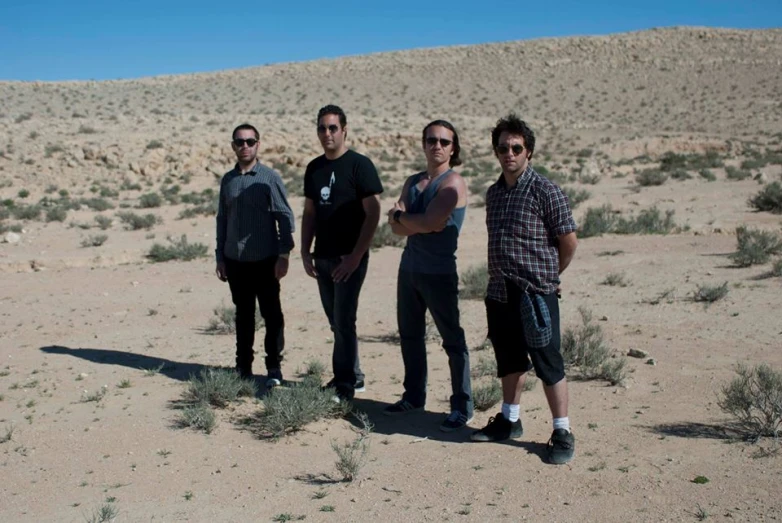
[355,155,384,198]
[215,176,228,263]
[541,183,577,237]
[303,161,316,200]
[269,173,296,254]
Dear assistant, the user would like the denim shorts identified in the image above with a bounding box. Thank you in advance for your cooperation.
[484,282,565,386]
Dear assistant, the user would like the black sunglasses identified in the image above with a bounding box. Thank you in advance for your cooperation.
[233,138,258,147]
[496,144,525,156]
[425,137,452,147]
[317,124,340,134]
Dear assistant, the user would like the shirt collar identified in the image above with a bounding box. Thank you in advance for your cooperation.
[496,165,534,190]
[234,159,260,175]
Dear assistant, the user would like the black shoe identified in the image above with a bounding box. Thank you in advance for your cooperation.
[326,378,365,393]
[235,365,253,380]
[265,368,283,389]
[383,399,424,416]
[547,429,575,464]
[470,413,523,442]
[440,411,473,432]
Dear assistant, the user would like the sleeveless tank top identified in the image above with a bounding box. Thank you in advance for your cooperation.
[399,170,466,274]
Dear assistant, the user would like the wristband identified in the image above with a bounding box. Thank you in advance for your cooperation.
[393,210,403,223]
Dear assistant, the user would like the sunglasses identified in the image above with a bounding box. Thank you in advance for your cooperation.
[496,144,525,156]
[233,138,258,147]
[425,137,452,147]
[317,124,340,134]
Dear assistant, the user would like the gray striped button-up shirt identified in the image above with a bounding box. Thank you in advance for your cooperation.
[215,160,295,263]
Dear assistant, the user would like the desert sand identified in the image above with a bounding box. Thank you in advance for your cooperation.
[0,27,781,522]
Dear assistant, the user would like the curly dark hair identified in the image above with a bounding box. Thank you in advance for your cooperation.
[491,113,535,159]
[422,119,462,167]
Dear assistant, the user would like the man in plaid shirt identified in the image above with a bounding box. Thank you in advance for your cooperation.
[470,114,579,465]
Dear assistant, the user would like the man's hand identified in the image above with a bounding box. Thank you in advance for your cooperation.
[275,257,289,280]
[332,252,361,283]
[301,251,318,278]
[387,201,405,224]
[215,262,227,282]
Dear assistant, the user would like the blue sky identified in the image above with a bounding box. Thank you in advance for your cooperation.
[0,1,780,81]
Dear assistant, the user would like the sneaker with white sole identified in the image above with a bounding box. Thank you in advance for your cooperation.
[265,368,283,389]
[439,411,473,432]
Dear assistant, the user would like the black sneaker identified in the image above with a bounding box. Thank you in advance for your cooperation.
[383,399,423,416]
[547,429,575,464]
[235,365,253,380]
[470,413,523,442]
[265,368,283,389]
[354,380,366,393]
[439,411,473,432]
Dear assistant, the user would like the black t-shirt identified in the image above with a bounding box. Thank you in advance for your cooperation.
[304,150,383,258]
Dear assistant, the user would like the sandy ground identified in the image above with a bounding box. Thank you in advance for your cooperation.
[1,26,781,523]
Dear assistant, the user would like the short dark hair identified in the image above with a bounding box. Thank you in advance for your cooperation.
[491,114,535,159]
[422,119,462,167]
[316,105,347,128]
[232,123,259,140]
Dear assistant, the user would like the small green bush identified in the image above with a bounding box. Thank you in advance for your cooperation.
[473,380,502,411]
[635,169,668,187]
[460,263,488,300]
[729,227,782,267]
[17,189,30,198]
[203,304,262,334]
[601,272,629,287]
[11,204,41,220]
[147,234,208,262]
[331,412,372,482]
[45,206,68,222]
[562,307,626,385]
[562,186,591,209]
[80,197,114,212]
[253,378,350,438]
[718,363,782,438]
[94,215,113,230]
[138,192,163,208]
[116,211,160,230]
[698,168,717,182]
[177,402,217,434]
[693,282,729,304]
[371,223,405,249]
[614,207,677,235]
[578,205,616,238]
[146,139,164,150]
[725,166,751,181]
[81,234,108,248]
[182,368,256,408]
[748,181,782,214]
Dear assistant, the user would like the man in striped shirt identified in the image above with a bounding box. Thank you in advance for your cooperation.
[470,114,579,465]
[215,123,295,389]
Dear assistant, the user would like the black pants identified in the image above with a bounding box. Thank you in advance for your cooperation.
[397,269,473,417]
[225,256,284,373]
[314,254,369,399]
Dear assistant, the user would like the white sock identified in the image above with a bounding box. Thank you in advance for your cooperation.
[553,417,570,432]
[507,404,520,423]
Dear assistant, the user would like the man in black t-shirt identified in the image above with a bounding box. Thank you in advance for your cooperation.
[301,105,383,401]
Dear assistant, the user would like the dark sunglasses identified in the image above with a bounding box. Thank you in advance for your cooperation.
[317,124,340,134]
[496,144,525,156]
[233,138,258,147]
[425,137,452,147]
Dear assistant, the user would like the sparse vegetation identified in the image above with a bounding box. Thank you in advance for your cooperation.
[94,215,112,230]
[561,307,626,385]
[635,169,668,187]
[460,262,488,300]
[601,272,629,287]
[562,186,591,208]
[80,234,108,248]
[371,223,405,249]
[748,181,782,214]
[473,380,502,411]
[614,207,677,235]
[137,192,163,208]
[331,411,372,482]
[693,282,729,304]
[203,304,262,334]
[147,235,208,262]
[116,211,160,230]
[85,502,118,523]
[729,226,782,267]
[182,367,256,408]
[177,402,218,434]
[578,205,616,238]
[725,166,751,181]
[252,377,350,438]
[718,363,781,439]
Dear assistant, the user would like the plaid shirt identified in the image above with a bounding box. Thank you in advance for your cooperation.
[485,166,577,302]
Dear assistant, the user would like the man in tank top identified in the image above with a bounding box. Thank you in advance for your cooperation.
[383,120,474,432]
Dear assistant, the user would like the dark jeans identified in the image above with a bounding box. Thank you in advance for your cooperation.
[397,269,473,418]
[314,254,369,399]
[225,256,284,373]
